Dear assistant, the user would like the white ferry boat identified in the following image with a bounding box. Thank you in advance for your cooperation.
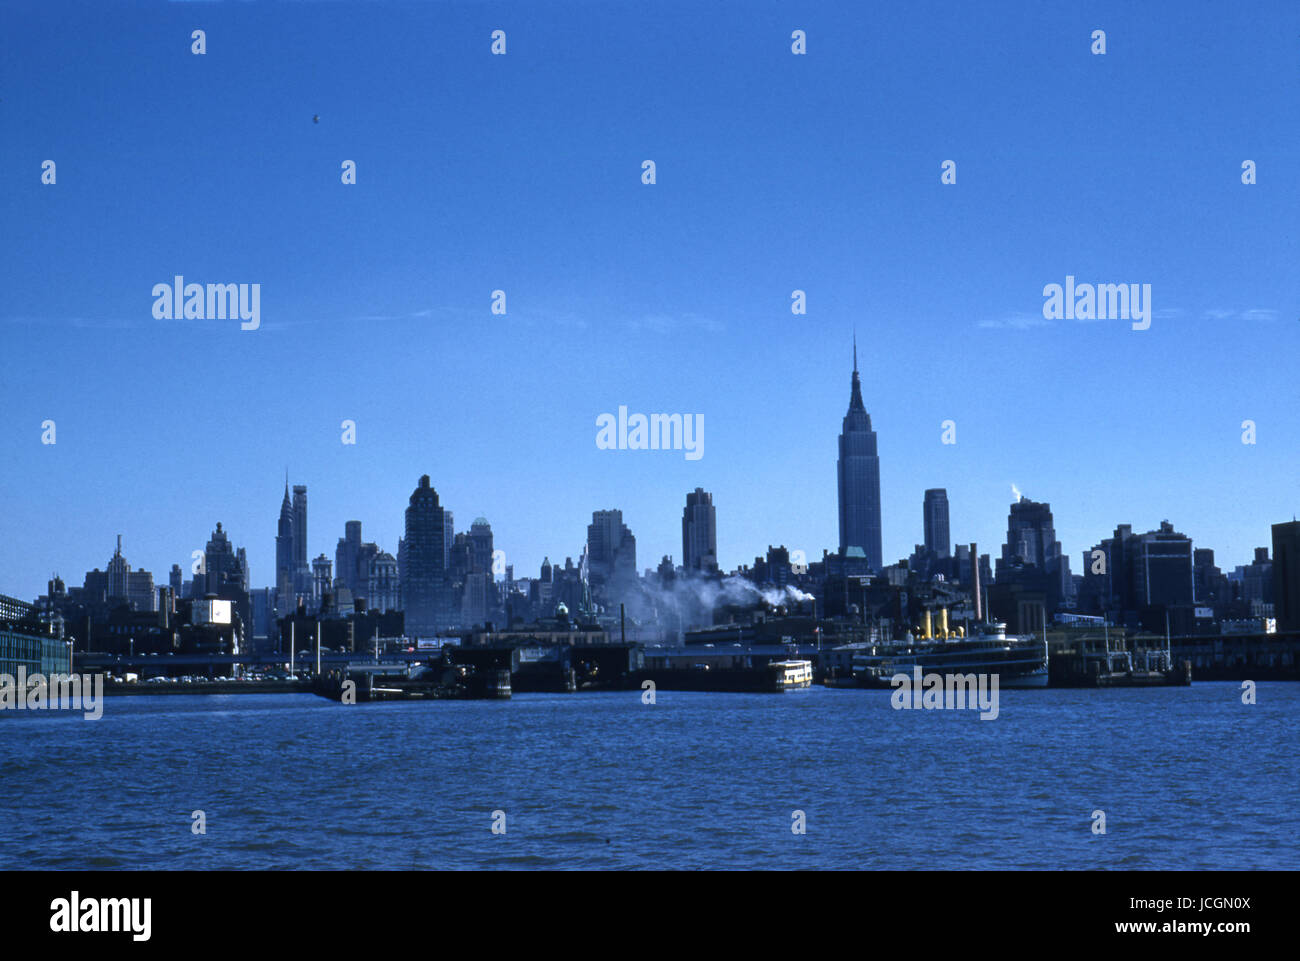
[769,659,814,691]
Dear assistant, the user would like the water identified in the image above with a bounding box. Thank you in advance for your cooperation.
[1,683,1295,870]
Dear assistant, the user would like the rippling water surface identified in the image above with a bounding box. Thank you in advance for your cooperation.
[2,683,1296,869]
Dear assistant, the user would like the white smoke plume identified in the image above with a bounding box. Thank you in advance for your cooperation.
[637,573,813,629]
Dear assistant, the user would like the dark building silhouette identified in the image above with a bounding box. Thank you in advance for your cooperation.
[923,489,950,559]
[837,341,882,571]
[682,488,718,573]
[1082,521,1194,628]
[291,485,312,596]
[1231,548,1273,609]
[1130,521,1195,608]
[275,482,295,615]
[1272,521,1300,632]
[995,497,1071,617]
[102,535,157,612]
[402,475,450,637]
[469,518,494,576]
[335,520,363,596]
[587,509,636,589]
[196,522,251,644]
[1193,548,1226,612]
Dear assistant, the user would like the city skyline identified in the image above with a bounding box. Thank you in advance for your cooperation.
[4,2,1298,601]
[9,353,1294,607]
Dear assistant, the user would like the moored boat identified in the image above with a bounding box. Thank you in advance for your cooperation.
[852,623,1048,689]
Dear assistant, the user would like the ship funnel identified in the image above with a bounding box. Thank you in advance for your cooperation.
[938,607,949,639]
[922,609,933,640]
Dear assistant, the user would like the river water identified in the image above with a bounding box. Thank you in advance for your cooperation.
[1,683,1294,869]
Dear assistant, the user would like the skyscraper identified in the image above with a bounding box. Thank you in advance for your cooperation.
[995,496,1071,615]
[682,488,718,573]
[203,522,251,631]
[998,497,1063,573]
[402,475,450,637]
[336,520,363,596]
[923,489,950,559]
[275,483,295,614]
[312,555,333,606]
[103,535,157,612]
[292,485,311,595]
[1130,521,1194,608]
[367,552,400,614]
[587,510,637,587]
[1272,521,1300,632]
[837,341,883,571]
[469,518,494,576]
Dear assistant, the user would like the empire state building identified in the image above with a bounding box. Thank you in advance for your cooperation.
[837,342,883,571]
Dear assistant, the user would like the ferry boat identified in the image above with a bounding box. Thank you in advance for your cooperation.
[769,659,814,691]
[852,622,1048,689]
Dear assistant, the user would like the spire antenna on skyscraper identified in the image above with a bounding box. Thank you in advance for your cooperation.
[837,350,882,571]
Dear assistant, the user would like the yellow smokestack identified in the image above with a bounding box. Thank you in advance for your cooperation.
[923,610,932,640]
[938,608,949,639]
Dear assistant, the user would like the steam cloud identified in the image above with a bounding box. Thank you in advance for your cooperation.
[638,573,813,628]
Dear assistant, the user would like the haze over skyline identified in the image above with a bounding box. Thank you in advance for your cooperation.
[3,0,1299,601]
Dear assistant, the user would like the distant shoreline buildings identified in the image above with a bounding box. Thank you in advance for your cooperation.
[14,352,1300,657]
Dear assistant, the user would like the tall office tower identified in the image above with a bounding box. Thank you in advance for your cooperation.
[336,520,363,595]
[587,509,637,585]
[367,552,400,613]
[203,522,252,629]
[1193,548,1225,608]
[291,485,311,595]
[682,488,718,573]
[953,543,972,583]
[275,483,295,614]
[169,564,183,597]
[444,512,455,569]
[127,570,156,613]
[204,523,242,589]
[923,489,951,559]
[100,535,156,612]
[449,533,472,585]
[1129,521,1194,607]
[998,497,1063,573]
[766,545,791,588]
[355,542,379,603]
[1272,521,1300,631]
[469,518,494,575]
[312,555,333,606]
[402,475,449,637]
[461,572,488,628]
[837,341,883,571]
[107,535,129,600]
[996,496,1070,612]
[1088,521,1194,618]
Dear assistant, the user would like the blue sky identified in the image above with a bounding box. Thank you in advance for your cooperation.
[2,0,1298,601]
